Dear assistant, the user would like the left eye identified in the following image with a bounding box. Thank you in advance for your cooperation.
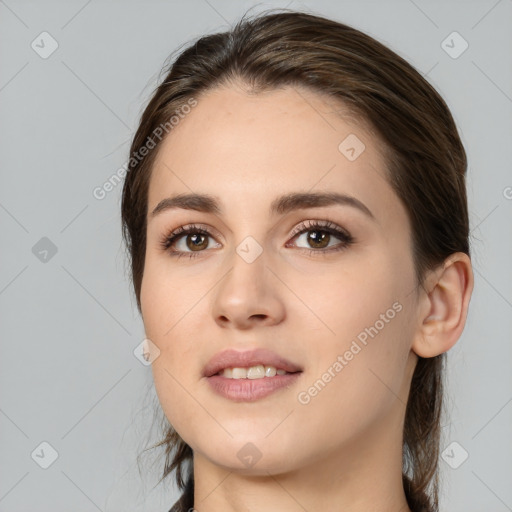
[293,229,343,249]
[287,221,353,252]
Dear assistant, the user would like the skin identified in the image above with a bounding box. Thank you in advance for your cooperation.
[140,83,474,512]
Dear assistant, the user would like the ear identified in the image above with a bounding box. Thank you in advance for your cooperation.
[412,252,474,358]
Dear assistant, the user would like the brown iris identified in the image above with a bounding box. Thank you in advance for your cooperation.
[307,230,330,249]
[186,233,209,251]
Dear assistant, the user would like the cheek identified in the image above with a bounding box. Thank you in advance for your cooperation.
[293,305,411,452]
[293,259,412,412]
[141,259,210,437]
[293,255,405,348]
[141,285,194,375]
[140,254,198,342]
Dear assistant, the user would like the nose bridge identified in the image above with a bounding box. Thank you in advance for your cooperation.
[220,240,268,307]
[211,238,285,328]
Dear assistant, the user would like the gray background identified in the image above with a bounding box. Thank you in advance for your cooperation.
[0,0,511,511]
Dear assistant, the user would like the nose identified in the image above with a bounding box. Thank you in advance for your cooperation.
[211,248,286,330]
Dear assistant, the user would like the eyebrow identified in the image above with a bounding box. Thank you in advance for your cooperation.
[150,191,375,220]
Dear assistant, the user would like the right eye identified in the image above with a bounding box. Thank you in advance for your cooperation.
[160,224,221,258]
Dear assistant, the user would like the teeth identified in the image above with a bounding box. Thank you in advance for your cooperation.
[219,365,289,379]
[265,366,277,377]
[247,365,265,379]
[232,367,247,379]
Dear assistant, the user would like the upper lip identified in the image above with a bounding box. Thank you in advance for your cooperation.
[203,348,303,377]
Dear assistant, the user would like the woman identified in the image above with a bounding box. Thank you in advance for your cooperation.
[121,9,473,512]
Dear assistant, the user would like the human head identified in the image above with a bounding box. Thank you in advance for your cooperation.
[121,9,473,511]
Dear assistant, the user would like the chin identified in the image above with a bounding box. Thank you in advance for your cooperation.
[193,435,299,474]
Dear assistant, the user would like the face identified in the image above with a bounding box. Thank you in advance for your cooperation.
[141,84,420,474]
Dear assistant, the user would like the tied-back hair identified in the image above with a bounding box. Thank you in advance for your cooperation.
[121,9,470,512]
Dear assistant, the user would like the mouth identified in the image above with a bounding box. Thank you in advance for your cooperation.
[203,347,303,378]
[203,348,303,402]
[206,370,302,402]
[214,365,299,379]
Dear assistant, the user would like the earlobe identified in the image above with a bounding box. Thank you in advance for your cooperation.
[412,252,474,358]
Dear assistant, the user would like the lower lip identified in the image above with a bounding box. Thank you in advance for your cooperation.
[206,373,302,402]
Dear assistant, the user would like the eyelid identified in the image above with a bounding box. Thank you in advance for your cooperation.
[288,219,351,240]
[166,223,222,242]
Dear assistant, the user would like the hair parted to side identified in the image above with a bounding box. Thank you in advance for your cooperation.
[121,9,469,512]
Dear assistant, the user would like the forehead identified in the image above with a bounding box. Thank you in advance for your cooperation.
[148,85,403,226]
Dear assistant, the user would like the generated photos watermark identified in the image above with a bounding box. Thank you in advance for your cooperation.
[297,300,403,405]
[93,97,197,200]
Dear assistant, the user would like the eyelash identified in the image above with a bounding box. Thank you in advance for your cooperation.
[159,220,354,260]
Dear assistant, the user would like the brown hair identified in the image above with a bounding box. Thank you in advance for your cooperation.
[121,9,469,512]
